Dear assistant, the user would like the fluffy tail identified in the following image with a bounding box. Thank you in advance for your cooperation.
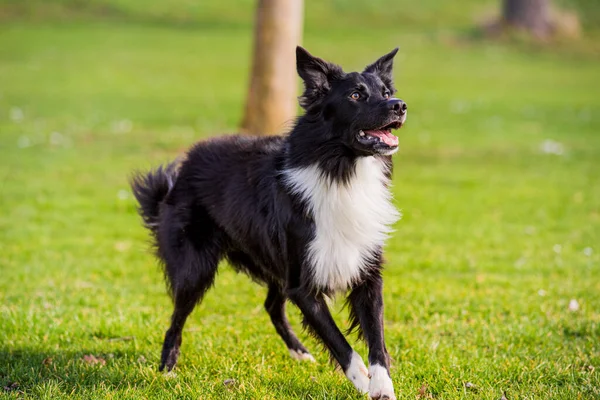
[130,161,179,234]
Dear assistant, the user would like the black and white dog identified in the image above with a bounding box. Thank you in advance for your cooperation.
[131,46,407,399]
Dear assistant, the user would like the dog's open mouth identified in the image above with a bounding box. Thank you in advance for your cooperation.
[358,120,403,147]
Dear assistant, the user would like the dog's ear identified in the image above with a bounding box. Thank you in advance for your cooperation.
[364,48,399,91]
[296,46,344,110]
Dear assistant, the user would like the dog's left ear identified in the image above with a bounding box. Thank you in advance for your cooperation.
[296,46,344,110]
[364,48,399,91]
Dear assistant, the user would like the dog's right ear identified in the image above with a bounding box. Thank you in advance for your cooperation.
[296,46,344,110]
[364,48,399,92]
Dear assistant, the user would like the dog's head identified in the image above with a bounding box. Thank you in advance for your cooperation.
[296,47,407,156]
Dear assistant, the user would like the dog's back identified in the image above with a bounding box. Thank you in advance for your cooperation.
[173,134,286,213]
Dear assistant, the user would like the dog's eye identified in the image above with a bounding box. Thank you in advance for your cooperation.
[383,92,390,99]
[350,92,361,100]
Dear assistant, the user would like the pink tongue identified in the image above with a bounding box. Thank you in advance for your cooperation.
[365,130,398,146]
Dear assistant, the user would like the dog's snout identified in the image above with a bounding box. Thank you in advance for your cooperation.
[388,99,407,115]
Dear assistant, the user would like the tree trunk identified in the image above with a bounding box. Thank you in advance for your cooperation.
[503,0,552,38]
[241,0,304,135]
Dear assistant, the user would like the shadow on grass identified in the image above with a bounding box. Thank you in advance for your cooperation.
[0,346,157,395]
[0,347,344,398]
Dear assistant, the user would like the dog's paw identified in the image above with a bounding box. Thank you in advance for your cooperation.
[164,370,178,379]
[159,346,180,372]
[368,364,395,400]
[345,351,370,394]
[289,349,316,362]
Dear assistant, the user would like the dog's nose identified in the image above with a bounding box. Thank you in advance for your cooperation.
[388,99,407,115]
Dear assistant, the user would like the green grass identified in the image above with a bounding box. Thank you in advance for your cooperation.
[1,1,599,399]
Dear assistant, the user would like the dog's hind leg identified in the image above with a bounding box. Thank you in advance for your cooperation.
[265,284,315,362]
[158,210,223,372]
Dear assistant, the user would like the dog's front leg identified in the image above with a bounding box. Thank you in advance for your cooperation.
[287,287,370,394]
[348,271,396,400]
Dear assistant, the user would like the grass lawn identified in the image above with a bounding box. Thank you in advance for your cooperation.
[1,0,599,398]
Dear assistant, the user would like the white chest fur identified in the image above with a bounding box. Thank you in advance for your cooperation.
[285,157,400,292]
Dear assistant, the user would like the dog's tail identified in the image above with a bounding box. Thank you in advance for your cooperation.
[130,161,179,235]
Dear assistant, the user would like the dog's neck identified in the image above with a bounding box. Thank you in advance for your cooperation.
[284,116,371,184]
[282,140,399,292]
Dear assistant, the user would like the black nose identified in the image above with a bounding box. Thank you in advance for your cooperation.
[388,99,407,115]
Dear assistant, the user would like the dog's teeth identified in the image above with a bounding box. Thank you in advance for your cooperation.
[359,130,365,137]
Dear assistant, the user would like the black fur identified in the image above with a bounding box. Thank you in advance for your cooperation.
[130,47,407,393]
[130,161,179,234]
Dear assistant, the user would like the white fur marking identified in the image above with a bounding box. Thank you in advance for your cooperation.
[288,349,316,362]
[285,157,400,292]
[345,351,370,393]
[368,364,395,400]
[379,147,399,156]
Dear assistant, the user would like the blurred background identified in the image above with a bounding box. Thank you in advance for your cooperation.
[1,0,599,398]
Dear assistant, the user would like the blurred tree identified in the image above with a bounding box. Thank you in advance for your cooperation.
[241,0,304,135]
[503,0,552,38]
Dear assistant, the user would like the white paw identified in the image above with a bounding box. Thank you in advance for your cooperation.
[345,351,370,394]
[289,349,316,362]
[164,371,177,379]
[368,364,395,400]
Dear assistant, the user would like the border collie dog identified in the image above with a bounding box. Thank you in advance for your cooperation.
[131,47,407,399]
